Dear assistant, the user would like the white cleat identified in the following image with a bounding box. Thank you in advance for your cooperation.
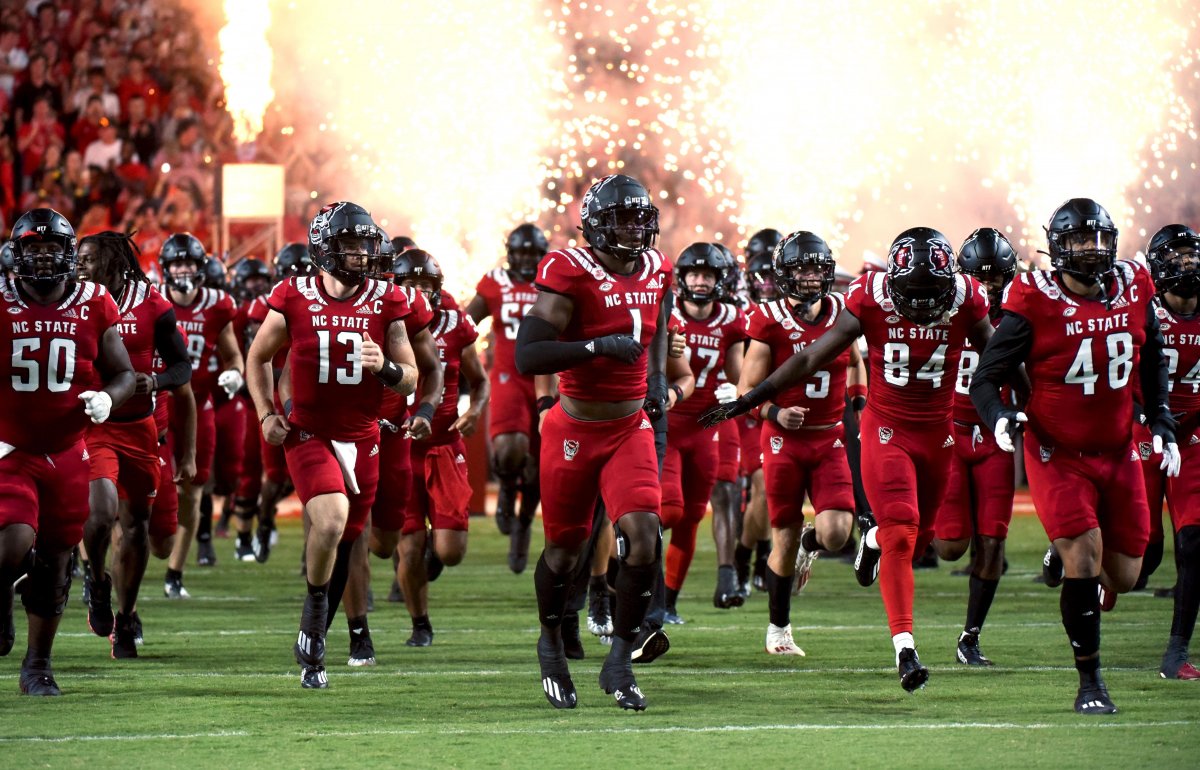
[765,623,806,656]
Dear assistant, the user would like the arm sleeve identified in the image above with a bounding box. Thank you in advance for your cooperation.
[514,314,597,375]
[153,308,193,390]
[970,311,1034,428]
[1139,301,1171,418]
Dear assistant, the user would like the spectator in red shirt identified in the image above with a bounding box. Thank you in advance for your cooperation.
[70,94,105,152]
[114,139,149,196]
[123,93,158,163]
[16,95,64,182]
[117,54,159,118]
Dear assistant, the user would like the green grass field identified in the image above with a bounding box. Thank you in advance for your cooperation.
[2,513,1197,769]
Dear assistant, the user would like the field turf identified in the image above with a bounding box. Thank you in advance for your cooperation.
[1,513,1197,769]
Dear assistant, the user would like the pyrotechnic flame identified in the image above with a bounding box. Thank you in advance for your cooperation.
[218,0,275,145]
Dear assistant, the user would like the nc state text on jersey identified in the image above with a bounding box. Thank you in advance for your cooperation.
[886,326,949,341]
[310,314,372,331]
[603,291,659,308]
[1064,314,1129,337]
[10,319,78,335]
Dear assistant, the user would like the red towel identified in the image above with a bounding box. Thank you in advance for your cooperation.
[424,443,471,516]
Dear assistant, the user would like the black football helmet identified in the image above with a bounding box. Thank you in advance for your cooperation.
[274,242,317,277]
[391,248,445,309]
[391,235,417,254]
[675,242,726,304]
[886,227,956,325]
[1045,198,1118,285]
[506,223,548,282]
[745,229,783,303]
[308,201,383,286]
[774,230,834,305]
[958,227,1018,316]
[201,256,227,290]
[10,207,78,293]
[159,233,206,293]
[232,257,271,301]
[710,242,740,300]
[0,240,14,273]
[1147,224,1200,299]
[579,174,659,264]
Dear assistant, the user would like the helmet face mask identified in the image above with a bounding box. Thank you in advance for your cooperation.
[1046,198,1118,286]
[773,231,834,306]
[309,202,383,287]
[506,224,548,281]
[675,242,726,305]
[958,227,1018,317]
[159,233,207,293]
[579,175,660,265]
[886,228,956,325]
[391,249,444,310]
[11,207,78,294]
[1148,225,1200,300]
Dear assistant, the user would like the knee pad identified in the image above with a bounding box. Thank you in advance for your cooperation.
[21,552,72,619]
[613,520,663,564]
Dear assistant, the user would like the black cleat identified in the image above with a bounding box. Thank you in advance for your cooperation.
[537,633,577,709]
[294,598,327,689]
[631,627,670,665]
[734,556,752,601]
[1042,545,1064,588]
[406,626,434,647]
[387,580,404,603]
[196,539,217,567]
[956,632,993,666]
[713,564,744,609]
[86,572,115,637]
[300,665,329,689]
[348,629,376,667]
[562,613,585,660]
[854,533,881,587]
[508,518,533,574]
[587,584,613,636]
[253,525,273,564]
[1074,682,1118,714]
[19,658,61,696]
[235,538,256,562]
[111,612,138,659]
[600,637,647,711]
[898,648,929,692]
[662,607,685,625]
[130,611,144,647]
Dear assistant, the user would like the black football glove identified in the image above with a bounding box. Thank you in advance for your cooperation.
[589,334,643,364]
[699,396,754,428]
[643,372,668,422]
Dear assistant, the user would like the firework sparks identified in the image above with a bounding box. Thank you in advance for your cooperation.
[218,0,275,145]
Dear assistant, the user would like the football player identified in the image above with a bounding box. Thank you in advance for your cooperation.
[1144,225,1200,680]
[465,223,546,571]
[659,243,746,621]
[76,231,192,657]
[516,174,672,711]
[704,226,991,692]
[158,234,243,598]
[740,231,864,655]
[394,250,488,646]
[247,202,418,689]
[971,199,1177,713]
[0,208,135,694]
[931,228,1019,666]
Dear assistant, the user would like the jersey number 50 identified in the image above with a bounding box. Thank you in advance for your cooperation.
[11,338,77,392]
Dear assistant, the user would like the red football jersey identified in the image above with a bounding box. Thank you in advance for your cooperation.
[0,278,121,453]
[379,286,436,422]
[164,285,236,404]
[671,302,747,419]
[952,316,1008,425]
[845,271,989,425]
[747,295,851,426]
[266,275,412,441]
[409,307,479,445]
[535,246,672,402]
[1002,261,1153,452]
[1156,298,1200,428]
[474,267,538,377]
[111,281,174,420]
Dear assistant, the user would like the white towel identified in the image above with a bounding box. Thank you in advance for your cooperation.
[330,440,361,495]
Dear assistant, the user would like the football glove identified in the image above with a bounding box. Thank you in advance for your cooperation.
[1151,411,1181,478]
[699,396,753,428]
[589,334,643,364]
[714,382,738,404]
[218,369,244,398]
[993,409,1027,453]
[79,390,113,424]
[644,372,668,422]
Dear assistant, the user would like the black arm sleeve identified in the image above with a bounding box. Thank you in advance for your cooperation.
[970,311,1034,429]
[514,314,596,375]
[1139,301,1171,417]
[153,308,192,390]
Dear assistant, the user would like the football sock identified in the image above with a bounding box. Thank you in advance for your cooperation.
[892,631,915,665]
[348,614,368,636]
[614,562,657,642]
[765,566,793,628]
[755,538,771,565]
[534,554,570,631]
[665,587,680,610]
[302,581,329,635]
[1060,576,1102,685]
[197,493,213,542]
[412,614,433,632]
[519,476,541,522]
[165,568,182,583]
[965,574,1000,634]
[734,544,753,582]
[324,540,355,632]
[237,532,252,549]
[1171,526,1200,644]
[1137,537,1164,589]
[800,526,821,553]
[664,514,700,593]
[876,524,917,635]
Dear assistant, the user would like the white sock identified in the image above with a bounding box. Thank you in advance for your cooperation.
[892,632,915,665]
[865,526,879,550]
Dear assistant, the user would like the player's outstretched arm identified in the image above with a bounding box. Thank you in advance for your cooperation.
[700,311,861,427]
[400,326,444,441]
[216,320,246,397]
[515,290,641,374]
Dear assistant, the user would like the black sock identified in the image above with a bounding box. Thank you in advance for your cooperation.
[756,539,771,562]
[965,574,1000,635]
[1171,526,1200,644]
[165,568,182,583]
[665,586,680,610]
[413,614,433,632]
[589,574,609,599]
[497,473,519,510]
[534,554,571,630]
[765,566,794,628]
[606,556,619,592]
[614,562,657,642]
[1061,576,1101,685]
[237,531,252,548]
[302,581,329,636]
[735,544,753,583]
[519,477,541,522]
[197,493,213,542]
[800,527,821,553]
[348,614,369,636]
[324,540,355,632]
[1136,538,1165,590]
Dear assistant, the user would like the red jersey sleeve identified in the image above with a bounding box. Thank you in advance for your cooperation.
[534,249,582,296]
[1000,273,1036,321]
[265,278,294,314]
[961,275,990,326]
[726,307,750,347]
[843,274,871,319]
[745,304,772,341]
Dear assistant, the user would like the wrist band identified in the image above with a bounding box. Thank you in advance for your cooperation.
[670,384,685,402]
[374,358,404,387]
[413,402,436,423]
[851,395,867,412]
[536,396,557,414]
[260,411,277,425]
[848,383,867,400]
[766,405,781,424]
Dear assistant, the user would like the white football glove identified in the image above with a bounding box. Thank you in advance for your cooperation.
[993,410,1027,453]
[79,390,113,424]
[714,382,738,405]
[1152,433,1182,478]
[218,369,244,398]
